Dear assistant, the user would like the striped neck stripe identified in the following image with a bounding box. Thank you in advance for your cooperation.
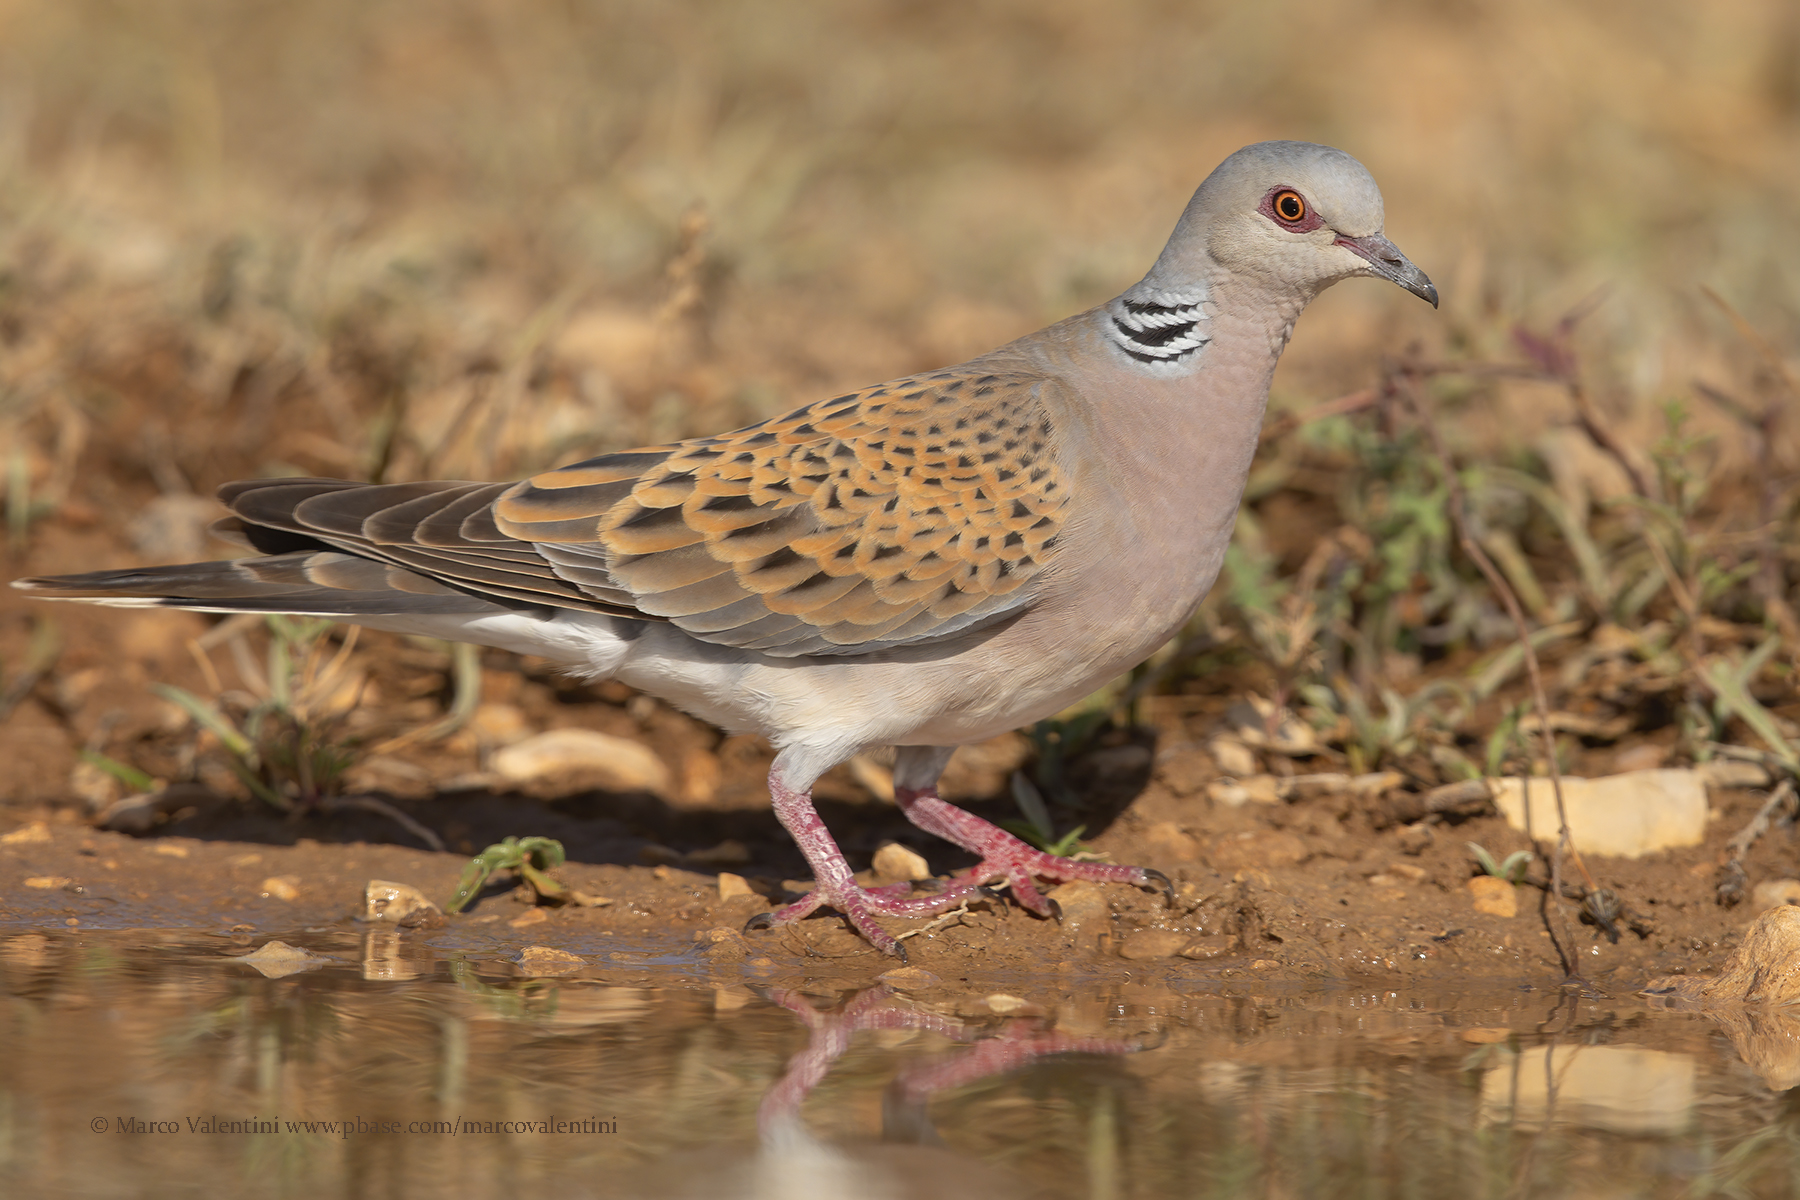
[1107,296,1209,366]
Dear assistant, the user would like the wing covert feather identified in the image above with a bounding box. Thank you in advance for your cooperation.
[205,363,1072,655]
[494,364,1072,655]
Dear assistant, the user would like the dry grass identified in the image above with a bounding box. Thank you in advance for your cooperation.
[1,0,1799,851]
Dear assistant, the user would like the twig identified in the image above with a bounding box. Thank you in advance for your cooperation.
[320,794,446,853]
[1716,779,1798,908]
[895,899,975,942]
[1397,369,1591,980]
[1726,779,1797,861]
[1641,525,1701,633]
[1512,296,1660,506]
[1700,286,1800,400]
[1692,380,1800,650]
[1254,358,1601,447]
[1567,381,1657,501]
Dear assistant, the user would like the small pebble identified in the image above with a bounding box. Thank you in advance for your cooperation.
[872,842,931,883]
[694,927,749,959]
[1119,929,1189,960]
[1752,879,1800,914]
[877,966,940,989]
[1178,935,1234,960]
[1468,876,1518,918]
[1047,881,1109,932]
[363,880,442,926]
[517,945,584,976]
[1207,733,1258,777]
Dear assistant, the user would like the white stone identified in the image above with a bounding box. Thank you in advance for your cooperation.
[490,728,671,794]
[1493,769,1708,859]
[1207,733,1259,776]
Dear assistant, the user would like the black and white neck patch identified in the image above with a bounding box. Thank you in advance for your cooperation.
[1104,292,1210,369]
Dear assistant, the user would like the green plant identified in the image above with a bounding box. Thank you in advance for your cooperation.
[1467,842,1533,884]
[999,771,1089,858]
[1699,636,1799,775]
[153,616,364,811]
[78,750,156,794]
[447,836,577,912]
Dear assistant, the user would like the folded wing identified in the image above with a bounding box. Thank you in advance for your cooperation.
[498,365,1071,655]
[19,364,1073,657]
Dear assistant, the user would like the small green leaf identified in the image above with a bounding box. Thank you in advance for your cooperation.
[78,751,156,794]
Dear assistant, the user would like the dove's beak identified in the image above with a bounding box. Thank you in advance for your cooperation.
[1336,232,1438,308]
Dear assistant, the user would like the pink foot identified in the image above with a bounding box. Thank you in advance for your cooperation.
[745,874,993,960]
[896,787,1173,919]
[745,762,997,959]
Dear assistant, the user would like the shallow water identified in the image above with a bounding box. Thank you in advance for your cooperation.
[3,928,1798,1199]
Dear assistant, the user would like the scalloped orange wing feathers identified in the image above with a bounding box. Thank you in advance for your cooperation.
[494,365,1072,656]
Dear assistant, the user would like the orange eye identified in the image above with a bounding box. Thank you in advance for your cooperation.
[1274,190,1306,222]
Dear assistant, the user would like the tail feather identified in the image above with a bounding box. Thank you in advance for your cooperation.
[11,550,542,618]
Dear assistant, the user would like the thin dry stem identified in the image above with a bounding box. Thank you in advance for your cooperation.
[1723,778,1797,864]
[1398,370,1592,979]
[1701,286,1800,400]
[1567,381,1657,502]
[322,794,445,853]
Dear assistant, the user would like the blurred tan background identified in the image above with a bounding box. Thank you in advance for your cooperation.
[1,0,1797,518]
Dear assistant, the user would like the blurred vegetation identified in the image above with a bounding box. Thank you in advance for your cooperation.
[0,0,1798,822]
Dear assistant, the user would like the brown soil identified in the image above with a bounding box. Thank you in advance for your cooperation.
[0,599,1785,991]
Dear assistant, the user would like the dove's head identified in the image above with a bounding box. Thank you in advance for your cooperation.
[1160,141,1437,307]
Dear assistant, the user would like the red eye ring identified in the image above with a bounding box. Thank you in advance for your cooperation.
[1273,190,1306,222]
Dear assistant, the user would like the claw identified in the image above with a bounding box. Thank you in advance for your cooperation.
[1046,896,1063,925]
[892,939,909,964]
[744,911,774,933]
[1142,868,1175,906]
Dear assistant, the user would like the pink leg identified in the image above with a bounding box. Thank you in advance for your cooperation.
[895,784,1172,918]
[744,762,991,959]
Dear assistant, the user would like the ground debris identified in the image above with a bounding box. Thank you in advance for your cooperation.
[363,879,443,927]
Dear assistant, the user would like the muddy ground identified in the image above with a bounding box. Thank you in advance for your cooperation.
[0,577,1786,992]
[4,0,1799,1000]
